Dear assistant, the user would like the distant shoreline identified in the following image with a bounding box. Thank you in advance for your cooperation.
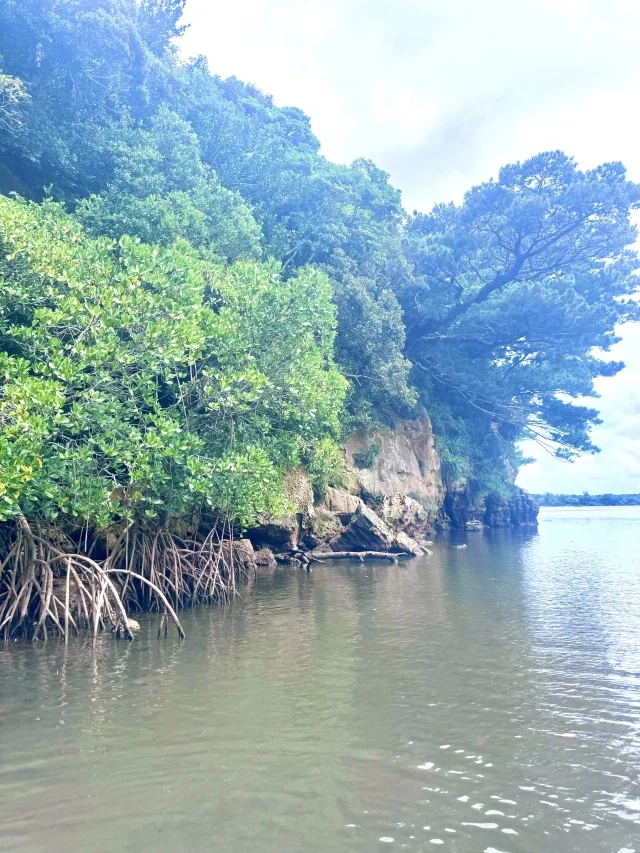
[534,494,640,508]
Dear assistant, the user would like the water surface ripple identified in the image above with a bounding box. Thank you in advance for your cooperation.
[1,506,639,852]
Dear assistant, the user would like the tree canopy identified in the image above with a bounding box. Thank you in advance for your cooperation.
[1,0,639,516]
[0,196,345,529]
[403,153,640,485]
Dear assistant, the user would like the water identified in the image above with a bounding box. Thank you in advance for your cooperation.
[1,506,639,852]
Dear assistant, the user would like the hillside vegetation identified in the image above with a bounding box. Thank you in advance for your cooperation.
[1,0,638,638]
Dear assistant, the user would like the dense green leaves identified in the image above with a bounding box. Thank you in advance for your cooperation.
[536,492,640,507]
[75,108,262,261]
[0,197,346,526]
[403,152,640,489]
[138,0,188,56]
[1,1,639,518]
[0,71,28,136]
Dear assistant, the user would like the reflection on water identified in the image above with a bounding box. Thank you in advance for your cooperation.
[1,507,639,852]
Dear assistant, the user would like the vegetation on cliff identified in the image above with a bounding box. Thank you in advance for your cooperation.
[1,0,639,636]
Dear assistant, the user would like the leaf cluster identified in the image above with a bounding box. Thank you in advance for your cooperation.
[1,1,639,510]
[0,196,346,527]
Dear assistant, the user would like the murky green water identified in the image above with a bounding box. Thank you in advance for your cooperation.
[1,507,640,852]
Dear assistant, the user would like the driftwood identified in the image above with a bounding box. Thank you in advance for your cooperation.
[310,550,404,564]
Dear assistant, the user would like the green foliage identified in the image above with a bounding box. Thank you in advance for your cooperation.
[76,108,262,262]
[352,441,381,471]
[0,70,28,135]
[302,437,346,500]
[426,390,523,501]
[138,0,188,56]
[404,152,640,489]
[535,492,640,507]
[0,196,345,527]
[0,0,156,198]
[331,271,416,426]
[1,0,639,520]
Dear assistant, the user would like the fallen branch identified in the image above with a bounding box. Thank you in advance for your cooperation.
[310,550,404,563]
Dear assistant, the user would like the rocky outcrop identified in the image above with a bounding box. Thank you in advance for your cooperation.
[484,489,539,528]
[245,410,537,562]
[247,515,298,551]
[444,487,485,531]
[246,468,315,551]
[329,501,396,552]
[254,547,277,569]
[509,490,540,527]
[307,506,342,544]
[248,475,429,559]
[248,414,443,558]
[444,486,539,529]
[343,409,444,528]
[313,487,429,555]
[322,487,361,519]
[284,468,316,523]
[378,494,434,539]
[394,530,429,557]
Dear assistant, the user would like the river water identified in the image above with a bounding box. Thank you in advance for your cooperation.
[1,507,639,852]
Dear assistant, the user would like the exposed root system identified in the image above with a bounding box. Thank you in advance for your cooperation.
[0,515,245,642]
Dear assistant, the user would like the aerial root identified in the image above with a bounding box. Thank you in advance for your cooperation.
[0,517,244,642]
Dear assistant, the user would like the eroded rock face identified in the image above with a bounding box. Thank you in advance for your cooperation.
[484,490,539,528]
[285,468,315,524]
[247,413,445,555]
[445,486,540,529]
[254,547,277,569]
[246,468,316,551]
[220,538,257,574]
[330,502,396,552]
[483,494,511,528]
[343,409,444,526]
[323,487,361,520]
[305,506,345,548]
[316,411,446,550]
[312,490,426,555]
[246,412,536,556]
[247,515,299,550]
[443,487,485,530]
[509,490,539,527]
[379,494,432,539]
[394,530,427,556]
[249,480,430,557]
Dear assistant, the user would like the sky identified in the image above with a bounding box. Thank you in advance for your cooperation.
[180,0,640,493]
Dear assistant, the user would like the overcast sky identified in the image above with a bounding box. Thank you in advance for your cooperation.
[181,0,640,493]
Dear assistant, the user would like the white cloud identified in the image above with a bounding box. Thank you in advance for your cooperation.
[181,0,640,492]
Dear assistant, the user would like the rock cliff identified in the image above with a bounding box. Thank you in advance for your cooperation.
[246,409,538,562]
[445,486,539,530]
[484,490,540,528]
[343,410,444,526]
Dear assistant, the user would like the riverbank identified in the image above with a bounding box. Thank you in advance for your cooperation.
[240,409,539,567]
[0,410,538,642]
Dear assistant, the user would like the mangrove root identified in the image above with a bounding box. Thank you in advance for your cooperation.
[0,516,245,642]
